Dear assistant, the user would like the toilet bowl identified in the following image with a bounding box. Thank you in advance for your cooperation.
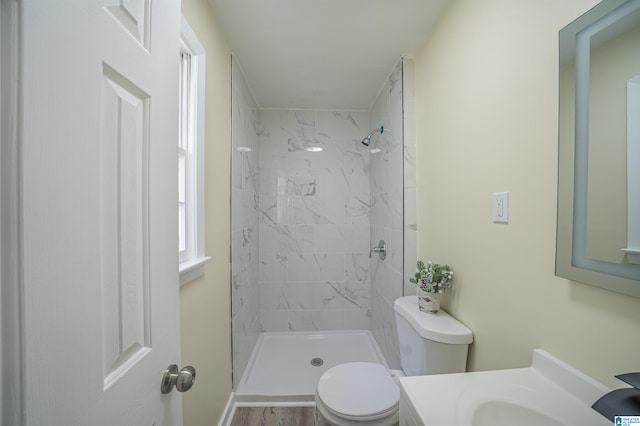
[315,362,399,426]
[314,296,473,426]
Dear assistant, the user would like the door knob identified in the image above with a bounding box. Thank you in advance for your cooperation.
[161,364,196,394]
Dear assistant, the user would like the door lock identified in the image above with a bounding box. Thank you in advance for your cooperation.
[161,364,196,394]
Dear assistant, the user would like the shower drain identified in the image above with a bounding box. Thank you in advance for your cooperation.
[310,357,324,367]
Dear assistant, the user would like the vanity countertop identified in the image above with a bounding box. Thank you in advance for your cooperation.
[399,349,611,426]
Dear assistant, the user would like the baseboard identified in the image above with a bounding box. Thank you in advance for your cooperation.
[217,392,236,426]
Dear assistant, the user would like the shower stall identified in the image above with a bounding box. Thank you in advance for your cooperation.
[230,57,417,397]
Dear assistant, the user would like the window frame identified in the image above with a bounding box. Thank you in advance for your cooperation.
[178,17,210,286]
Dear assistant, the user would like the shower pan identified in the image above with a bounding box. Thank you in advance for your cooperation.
[235,330,387,400]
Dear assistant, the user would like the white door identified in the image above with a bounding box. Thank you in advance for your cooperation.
[20,1,182,424]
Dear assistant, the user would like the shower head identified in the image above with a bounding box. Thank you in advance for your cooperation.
[361,126,384,146]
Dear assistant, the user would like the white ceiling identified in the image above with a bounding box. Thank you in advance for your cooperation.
[207,0,451,110]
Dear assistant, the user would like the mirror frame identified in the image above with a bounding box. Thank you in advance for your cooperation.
[556,0,640,298]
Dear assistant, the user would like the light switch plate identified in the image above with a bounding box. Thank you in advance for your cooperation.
[492,192,509,223]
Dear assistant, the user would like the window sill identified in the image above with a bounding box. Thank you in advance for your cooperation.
[622,248,640,265]
[179,256,212,286]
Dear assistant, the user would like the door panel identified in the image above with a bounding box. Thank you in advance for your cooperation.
[100,64,151,389]
[104,0,151,50]
[20,1,181,424]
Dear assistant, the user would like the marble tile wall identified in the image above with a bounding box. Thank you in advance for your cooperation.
[231,58,261,389]
[257,109,372,332]
[369,59,416,369]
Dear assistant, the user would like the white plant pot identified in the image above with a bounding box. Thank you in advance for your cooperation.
[417,288,440,313]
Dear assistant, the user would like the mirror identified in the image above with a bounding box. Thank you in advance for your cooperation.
[557,0,640,297]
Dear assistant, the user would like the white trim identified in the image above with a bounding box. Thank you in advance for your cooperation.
[623,76,640,265]
[179,256,211,287]
[622,248,640,265]
[180,16,204,56]
[179,16,208,285]
[1,7,3,416]
[217,392,236,426]
[1,1,23,424]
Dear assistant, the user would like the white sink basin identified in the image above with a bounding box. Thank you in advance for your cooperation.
[399,349,611,425]
[472,401,562,426]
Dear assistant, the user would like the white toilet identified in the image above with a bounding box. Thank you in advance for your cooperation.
[315,295,473,426]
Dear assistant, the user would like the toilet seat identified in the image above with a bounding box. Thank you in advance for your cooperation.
[316,362,399,422]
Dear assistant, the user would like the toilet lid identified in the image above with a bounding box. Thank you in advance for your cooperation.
[317,362,399,421]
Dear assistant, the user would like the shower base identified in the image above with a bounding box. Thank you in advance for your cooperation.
[235,330,388,401]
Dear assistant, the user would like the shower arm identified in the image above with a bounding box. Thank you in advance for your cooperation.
[361,126,385,146]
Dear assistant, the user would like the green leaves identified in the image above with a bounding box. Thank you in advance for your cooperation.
[409,260,454,293]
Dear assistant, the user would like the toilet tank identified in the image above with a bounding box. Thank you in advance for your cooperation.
[393,296,473,376]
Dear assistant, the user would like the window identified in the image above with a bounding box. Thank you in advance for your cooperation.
[178,17,209,285]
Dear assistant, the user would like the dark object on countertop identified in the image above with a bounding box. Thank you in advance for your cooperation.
[592,373,640,420]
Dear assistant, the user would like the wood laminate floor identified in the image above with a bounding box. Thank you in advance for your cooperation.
[229,406,331,426]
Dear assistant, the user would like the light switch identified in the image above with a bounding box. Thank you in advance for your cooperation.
[492,192,509,223]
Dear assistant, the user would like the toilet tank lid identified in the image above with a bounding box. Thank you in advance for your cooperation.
[394,296,473,344]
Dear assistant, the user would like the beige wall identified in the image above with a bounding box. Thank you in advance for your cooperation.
[180,1,232,424]
[414,0,640,389]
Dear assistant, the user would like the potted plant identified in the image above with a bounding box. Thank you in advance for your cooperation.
[409,260,453,313]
